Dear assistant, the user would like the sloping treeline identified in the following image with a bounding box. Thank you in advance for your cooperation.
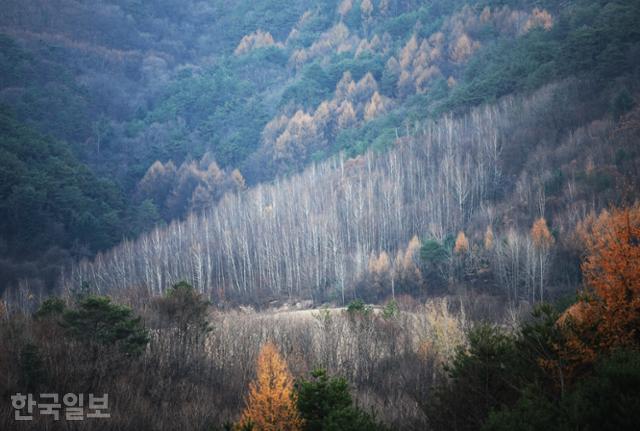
[63,88,553,303]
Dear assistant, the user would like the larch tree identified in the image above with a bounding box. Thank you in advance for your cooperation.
[524,8,553,32]
[238,342,303,431]
[454,231,469,255]
[361,0,373,36]
[337,101,357,129]
[338,0,353,20]
[577,206,640,349]
[355,72,378,104]
[231,169,246,189]
[138,160,177,206]
[385,56,400,75]
[449,33,480,63]
[364,91,386,121]
[234,30,280,56]
[453,231,470,280]
[554,205,640,381]
[335,71,354,101]
[399,35,418,70]
[484,226,494,251]
[368,251,391,299]
[394,236,423,295]
[361,0,373,16]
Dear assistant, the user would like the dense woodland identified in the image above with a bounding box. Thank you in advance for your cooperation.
[2,207,640,429]
[55,83,625,306]
[1,0,638,300]
[1,0,640,430]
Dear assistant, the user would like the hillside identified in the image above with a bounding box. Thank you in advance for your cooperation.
[1,1,640,430]
[2,0,639,302]
[59,79,638,307]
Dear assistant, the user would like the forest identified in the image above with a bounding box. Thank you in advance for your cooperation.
[1,0,640,429]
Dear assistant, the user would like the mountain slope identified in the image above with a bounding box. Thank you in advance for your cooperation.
[1,0,639,303]
[62,80,640,307]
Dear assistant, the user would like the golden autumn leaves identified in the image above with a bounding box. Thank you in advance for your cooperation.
[579,206,640,350]
[453,217,553,256]
[453,231,469,254]
[234,30,284,56]
[551,205,640,380]
[238,342,303,431]
[263,71,389,166]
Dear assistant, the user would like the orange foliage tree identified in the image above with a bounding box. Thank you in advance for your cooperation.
[555,205,640,378]
[531,218,553,250]
[394,235,423,295]
[453,231,469,254]
[368,251,391,299]
[577,205,640,349]
[483,226,494,251]
[238,342,303,431]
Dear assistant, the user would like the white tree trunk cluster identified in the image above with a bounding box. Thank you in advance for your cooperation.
[63,89,556,302]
